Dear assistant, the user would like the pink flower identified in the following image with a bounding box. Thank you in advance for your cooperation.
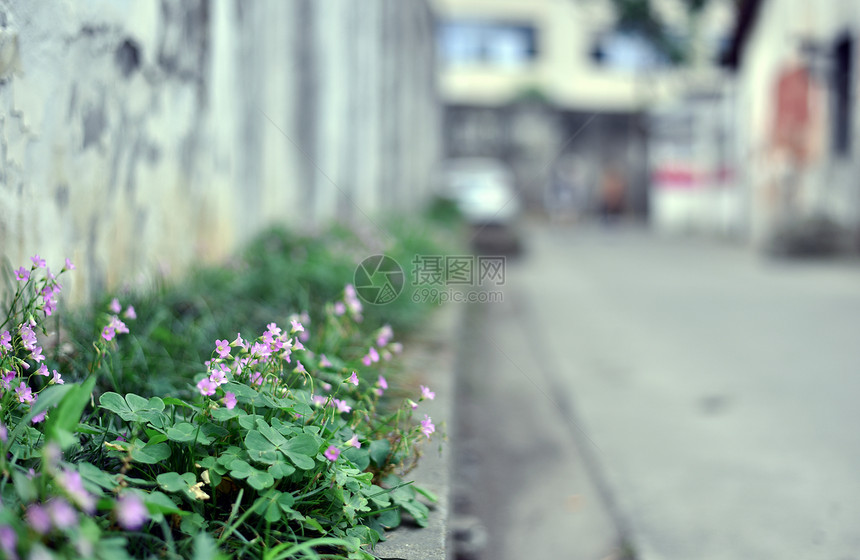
[249,372,263,386]
[19,324,37,351]
[361,355,372,367]
[26,504,51,534]
[290,319,304,334]
[420,385,435,401]
[123,306,137,319]
[51,370,64,385]
[101,326,116,341]
[110,316,129,334]
[347,372,359,386]
[311,395,327,407]
[377,375,388,390]
[0,526,17,560]
[407,399,418,410]
[331,399,352,414]
[209,368,228,386]
[57,470,95,513]
[324,445,341,462]
[368,347,380,363]
[47,498,77,529]
[30,254,46,269]
[15,382,34,404]
[64,258,75,271]
[319,354,332,368]
[391,342,403,354]
[109,298,122,314]
[292,339,305,351]
[0,371,13,390]
[294,361,306,374]
[231,333,247,348]
[31,410,47,424]
[0,331,10,351]
[196,377,216,397]
[0,424,7,443]
[346,434,361,448]
[36,364,49,377]
[214,339,231,359]
[321,382,332,392]
[30,346,45,363]
[333,301,346,316]
[115,494,148,530]
[420,415,436,439]
[223,392,237,410]
[14,267,29,282]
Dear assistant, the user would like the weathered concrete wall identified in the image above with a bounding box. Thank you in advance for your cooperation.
[0,0,440,302]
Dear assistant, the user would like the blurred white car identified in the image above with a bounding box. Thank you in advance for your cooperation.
[441,158,520,225]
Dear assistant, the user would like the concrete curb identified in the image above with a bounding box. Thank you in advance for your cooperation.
[371,304,457,560]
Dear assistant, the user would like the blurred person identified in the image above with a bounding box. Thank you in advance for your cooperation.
[599,164,626,221]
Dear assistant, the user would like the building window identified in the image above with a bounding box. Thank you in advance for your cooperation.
[832,33,853,156]
[438,20,538,68]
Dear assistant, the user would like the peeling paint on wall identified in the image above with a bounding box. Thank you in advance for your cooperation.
[0,0,440,304]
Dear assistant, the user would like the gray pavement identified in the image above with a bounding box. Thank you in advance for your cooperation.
[453,220,860,560]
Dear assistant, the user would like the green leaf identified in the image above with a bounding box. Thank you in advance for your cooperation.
[256,418,287,447]
[211,407,240,421]
[163,397,194,409]
[399,499,430,527]
[342,447,370,471]
[166,422,213,445]
[414,485,438,503]
[237,414,264,431]
[166,422,197,443]
[192,532,224,560]
[223,382,257,401]
[143,491,184,522]
[180,512,205,535]
[131,442,171,464]
[99,392,166,425]
[376,507,401,529]
[284,433,320,456]
[99,392,132,418]
[285,451,315,470]
[229,459,253,479]
[7,384,72,449]
[44,376,96,449]
[247,470,275,491]
[368,439,391,468]
[244,430,273,453]
[78,462,119,490]
[267,461,296,479]
[12,470,37,502]
[157,472,196,493]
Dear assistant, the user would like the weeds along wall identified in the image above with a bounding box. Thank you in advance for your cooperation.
[0,0,441,304]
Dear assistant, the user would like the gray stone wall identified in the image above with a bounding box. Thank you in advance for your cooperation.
[0,0,440,302]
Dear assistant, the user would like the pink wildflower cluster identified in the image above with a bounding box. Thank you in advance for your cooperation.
[332,285,363,321]
[197,319,315,408]
[0,256,78,429]
[101,298,135,342]
[360,324,401,366]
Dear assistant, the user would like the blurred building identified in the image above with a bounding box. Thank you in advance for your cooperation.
[0,1,440,301]
[723,0,860,253]
[432,0,680,219]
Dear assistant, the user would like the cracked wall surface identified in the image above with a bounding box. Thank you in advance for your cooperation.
[0,0,440,303]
